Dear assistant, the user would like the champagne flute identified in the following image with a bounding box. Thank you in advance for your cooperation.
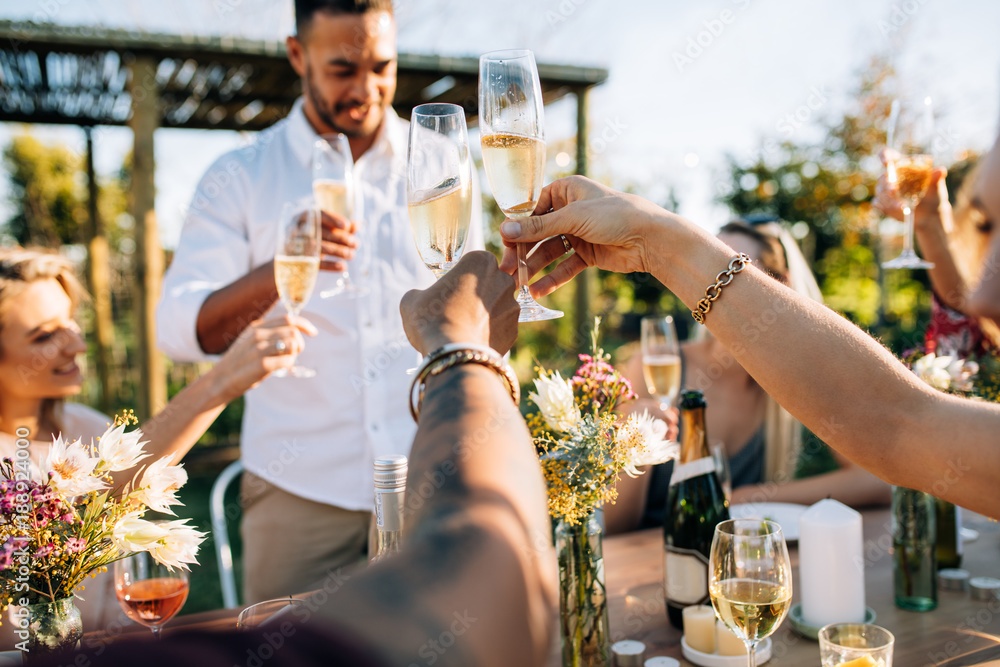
[709,519,792,667]
[407,103,473,277]
[712,442,733,503]
[479,48,563,322]
[640,315,682,414]
[313,133,368,297]
[114,552,190,639]
[882,96,936,270]
[273,199,320,378]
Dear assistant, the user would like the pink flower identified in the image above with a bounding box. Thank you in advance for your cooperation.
[35,544,55,559]
[64,537,87,554]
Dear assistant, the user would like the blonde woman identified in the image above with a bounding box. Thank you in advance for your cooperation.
[610,221,890,534]
[0,247,314,638]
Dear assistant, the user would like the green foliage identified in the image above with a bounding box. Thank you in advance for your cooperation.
[715,52,941,352]
[3,133,88,246]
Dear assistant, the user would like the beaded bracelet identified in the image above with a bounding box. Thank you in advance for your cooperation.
[409,343,520,422]
[691,253,752,324]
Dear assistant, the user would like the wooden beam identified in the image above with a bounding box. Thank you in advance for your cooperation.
[128,56,166,421]
[574,86,594,341]
[83,126,115,414]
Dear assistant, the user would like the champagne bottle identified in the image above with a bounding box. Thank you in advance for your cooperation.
[370,454,407,564]
[663,390,730,630]
[934,497,962,570]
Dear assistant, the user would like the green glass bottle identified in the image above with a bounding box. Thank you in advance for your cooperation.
[934,497,962,570]
[663,390,730,630]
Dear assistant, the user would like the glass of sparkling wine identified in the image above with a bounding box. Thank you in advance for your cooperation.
[882,96,935,270]
[709,519,793,667]
[313,133,367,297]
[407,103,473,278]
[479,48,563,322]
[114,551,190,639]
[640,315,681,415]
[273,199,321,378]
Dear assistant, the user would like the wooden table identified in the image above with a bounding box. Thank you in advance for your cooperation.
[86,510,1000,666]
[571,509,1000,666]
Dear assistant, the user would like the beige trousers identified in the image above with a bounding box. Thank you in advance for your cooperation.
[240,470,370,604]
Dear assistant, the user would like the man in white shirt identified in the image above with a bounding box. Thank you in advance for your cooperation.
[156,0,482,602]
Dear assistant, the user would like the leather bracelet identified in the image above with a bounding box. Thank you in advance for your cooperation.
[691,253,752,324]
[409,344,520,422]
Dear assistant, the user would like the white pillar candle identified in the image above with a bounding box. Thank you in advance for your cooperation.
[716,620,747,656]
[682,605,717,654]
[798,499,866,628]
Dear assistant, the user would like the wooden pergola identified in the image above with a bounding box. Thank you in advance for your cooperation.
[0,21,609,419]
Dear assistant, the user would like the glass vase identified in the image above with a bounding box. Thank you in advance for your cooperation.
[23,598,83,664]
[891,486,938,611]
[555,511,610,667]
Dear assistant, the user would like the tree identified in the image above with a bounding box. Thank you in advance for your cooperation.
[715,53,946,348]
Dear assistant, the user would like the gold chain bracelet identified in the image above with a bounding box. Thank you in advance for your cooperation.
[409,343,520,422]
[691,253,752,324]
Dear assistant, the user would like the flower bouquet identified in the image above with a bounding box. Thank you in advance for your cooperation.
[528,320,677,667]
[0,415,205,656]
[903,347,1000,401]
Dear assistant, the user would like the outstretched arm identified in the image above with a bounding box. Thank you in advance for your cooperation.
[500,176,1000,518]
[315,251,556,667]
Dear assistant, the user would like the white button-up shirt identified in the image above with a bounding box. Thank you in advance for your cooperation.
[156,99,484,510]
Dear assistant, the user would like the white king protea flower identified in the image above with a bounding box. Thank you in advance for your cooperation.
[113,512,169,552]
[41,436,107,497]
[913,353,979,392]
[149,520,206,571]
[134,457,188,515]
[95,422,150,473]
[617,410,678,478]
[529,372,581,433]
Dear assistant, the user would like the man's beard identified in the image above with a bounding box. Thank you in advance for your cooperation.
[305,63,379,139]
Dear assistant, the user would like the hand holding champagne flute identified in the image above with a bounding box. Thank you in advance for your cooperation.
[709,519,793,667]
[882,96,936,270]
[313,133,367,297]
[407,103,473,277]
[479,48,563,322]
[273,199,320,378]
[641,315,681,415]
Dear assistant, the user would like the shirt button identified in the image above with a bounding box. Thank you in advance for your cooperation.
[365,321,373,328]
[371,424,379,432]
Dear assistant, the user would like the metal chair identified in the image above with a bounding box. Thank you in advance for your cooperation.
[209,460,244,609]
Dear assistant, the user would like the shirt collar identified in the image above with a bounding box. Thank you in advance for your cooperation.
[285,97,406,167]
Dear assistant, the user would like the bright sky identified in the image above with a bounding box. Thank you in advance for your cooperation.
[1,0,999,247]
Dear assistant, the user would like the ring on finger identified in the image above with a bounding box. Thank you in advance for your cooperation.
[275,339,288,355]
[560,234,573,254]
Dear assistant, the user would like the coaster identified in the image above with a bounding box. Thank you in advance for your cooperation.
[788,603,877,640]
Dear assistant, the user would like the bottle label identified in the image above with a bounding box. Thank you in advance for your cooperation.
[669,457,716,486]
[664,545,709,607]
[375,489,403,531]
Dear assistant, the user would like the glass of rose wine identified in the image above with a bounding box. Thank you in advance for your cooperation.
[709,519,793,667]
[114,551,190,639]
[882,96,936,270]
[273,199,321,378]
[479,48,563,322]
[407,103,473,278]
[313,133,367,297]
[641,315,682,415]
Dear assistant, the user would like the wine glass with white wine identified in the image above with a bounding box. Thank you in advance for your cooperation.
[882,96,936,270]
[407,103,473,277]
[709,519,793,667]
[273,199,321,378]
[479,48,563,322]
[641,315,681,415]
[313,133,367,297]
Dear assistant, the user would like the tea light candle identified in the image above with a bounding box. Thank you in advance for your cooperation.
[716,620,747,656]
[682,605,716,654]
[798,499,866,628]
